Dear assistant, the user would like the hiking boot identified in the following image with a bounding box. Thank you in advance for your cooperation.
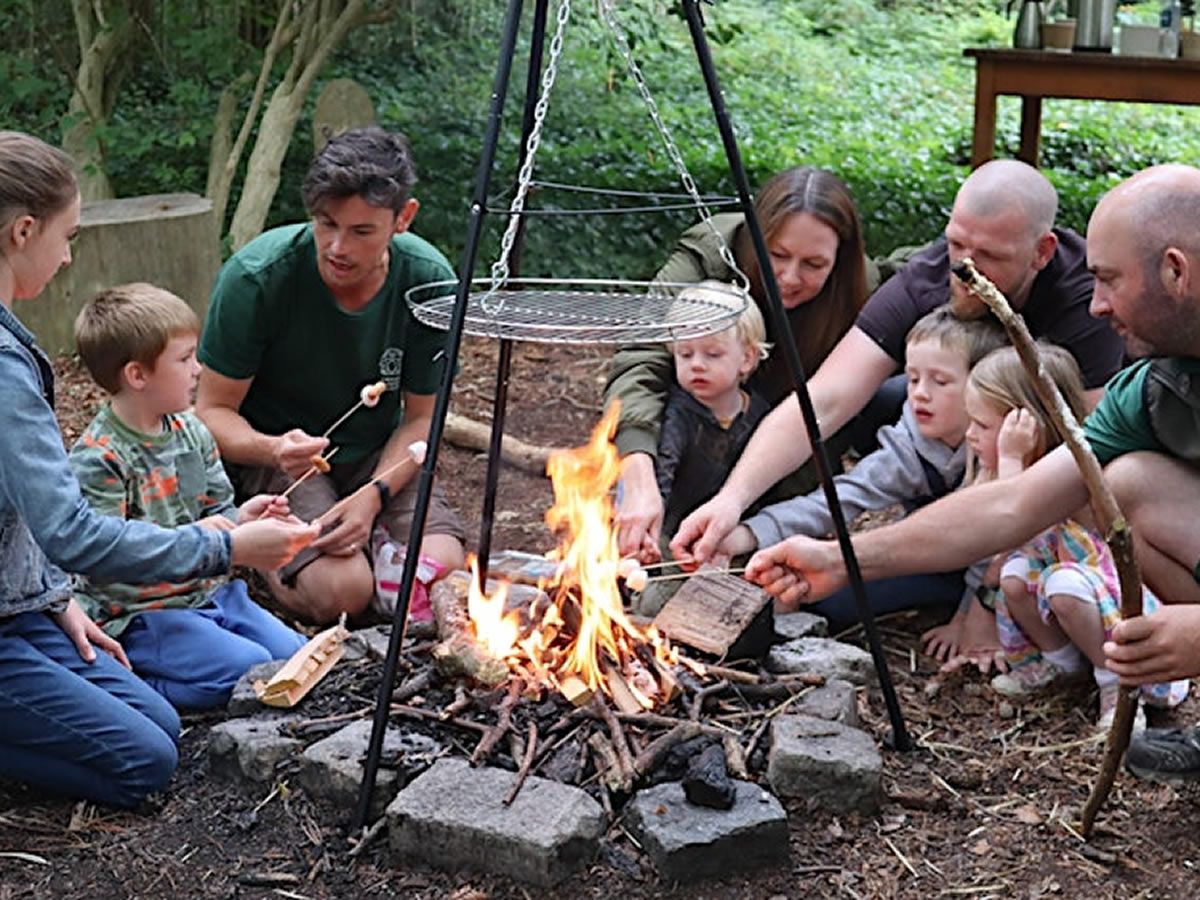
[990,657,1081,699]
[1126,726,1200,786]
[1097,683,1146,734]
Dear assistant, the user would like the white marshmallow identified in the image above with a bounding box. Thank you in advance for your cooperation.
[408,440,428,465]
[625,568,648,592]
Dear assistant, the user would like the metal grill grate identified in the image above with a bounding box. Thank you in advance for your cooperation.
[406,278,748,344]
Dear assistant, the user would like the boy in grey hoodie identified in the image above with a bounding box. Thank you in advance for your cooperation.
[717,307,1006,633]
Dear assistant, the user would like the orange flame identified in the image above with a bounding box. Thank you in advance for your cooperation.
[464,402,676,706]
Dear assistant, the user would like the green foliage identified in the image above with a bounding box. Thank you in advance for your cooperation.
[10,0,1200,275]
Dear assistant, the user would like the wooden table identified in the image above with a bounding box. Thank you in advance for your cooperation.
[965,48,1200,167]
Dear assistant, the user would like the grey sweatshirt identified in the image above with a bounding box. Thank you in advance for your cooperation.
[743,400,987,603]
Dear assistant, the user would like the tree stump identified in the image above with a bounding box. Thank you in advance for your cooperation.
[29,193,220,354]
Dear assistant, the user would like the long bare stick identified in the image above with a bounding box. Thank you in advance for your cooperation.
[953,259,1143,838]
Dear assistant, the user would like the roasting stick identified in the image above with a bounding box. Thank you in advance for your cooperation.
[952,258,1140,839]
[321,380,388,439]
[320,440,428,522]
[277,447,340,502]
[643,566,747,584]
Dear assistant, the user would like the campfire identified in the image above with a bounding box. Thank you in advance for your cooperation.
[459,404,679,711]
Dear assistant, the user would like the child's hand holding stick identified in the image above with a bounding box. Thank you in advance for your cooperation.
[952,258,1141,838]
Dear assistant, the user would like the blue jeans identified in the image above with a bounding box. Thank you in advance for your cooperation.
[121,580,306,709]
[0,610,180,809]
[808,571,964,634]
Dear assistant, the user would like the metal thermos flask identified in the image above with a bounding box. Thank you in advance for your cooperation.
[1012,0,1043,48]
[1074,0,1116,51]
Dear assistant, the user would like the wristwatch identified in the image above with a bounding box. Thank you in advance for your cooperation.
[372,478,391,511]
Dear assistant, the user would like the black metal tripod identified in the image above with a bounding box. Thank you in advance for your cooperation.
[352,0,911,831]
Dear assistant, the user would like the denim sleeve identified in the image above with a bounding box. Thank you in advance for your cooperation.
[0,346,230,583]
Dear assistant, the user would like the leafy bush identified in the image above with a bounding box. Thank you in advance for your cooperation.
[11,0,1200,276]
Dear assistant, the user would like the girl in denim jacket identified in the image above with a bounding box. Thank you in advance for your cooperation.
[0,132,315,808]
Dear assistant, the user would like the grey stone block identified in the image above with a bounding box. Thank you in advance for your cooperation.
[766,637,875,686]
[793,679,859,727]
[767,715,882,815]
[344,624,392,662]
[625,780,788,882]
[298,719,436,819]
[209,717,304,785]
[388,758,604,886]
[226,660,287,717]
[774,610,828,641]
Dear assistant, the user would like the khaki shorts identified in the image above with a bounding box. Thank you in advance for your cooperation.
[230,449,466,584]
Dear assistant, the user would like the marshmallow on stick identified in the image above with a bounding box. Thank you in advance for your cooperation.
[322,380,389,439]
[278,446,340,502]
[321,440,427,522]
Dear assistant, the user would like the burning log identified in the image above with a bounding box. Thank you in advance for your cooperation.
[653,571,774,660]
[430,578,510,687]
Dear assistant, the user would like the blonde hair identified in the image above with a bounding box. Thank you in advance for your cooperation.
[0,131,77,244]
[673,280,772,374]
[75,283,200,394]
[905,305,1008,369]
[965,343,1087,483]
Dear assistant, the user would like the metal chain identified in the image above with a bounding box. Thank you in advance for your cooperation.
[486,0,574,312]
[597,0,750,290]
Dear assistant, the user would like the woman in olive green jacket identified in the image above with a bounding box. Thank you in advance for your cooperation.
[605,166,874,562]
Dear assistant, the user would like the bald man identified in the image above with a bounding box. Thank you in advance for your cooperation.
[743,165,1200,786]
[671,160,1124,567]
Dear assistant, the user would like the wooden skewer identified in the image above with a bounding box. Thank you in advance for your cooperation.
[644,566,746,584]
[321,381,388,439]
[320,442,426,523]
[322,399,366,440]
[277,447,340,501]
[636,557,696,571]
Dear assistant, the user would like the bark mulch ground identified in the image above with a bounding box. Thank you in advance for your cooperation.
[2,337,1198,900]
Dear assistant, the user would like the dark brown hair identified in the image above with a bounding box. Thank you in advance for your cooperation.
[735,167,868,386]
[0,131,77,235]
[302,127,417,215]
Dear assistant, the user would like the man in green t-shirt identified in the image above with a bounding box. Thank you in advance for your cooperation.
[733,164,1200,786]
[197,128,465,625]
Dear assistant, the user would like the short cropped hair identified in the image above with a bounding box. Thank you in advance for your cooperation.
[905,305,1007,369]
[302,127,418,215]
[75,283,199,394]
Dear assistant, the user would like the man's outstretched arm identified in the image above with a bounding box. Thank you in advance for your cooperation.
[745,444,1089,607]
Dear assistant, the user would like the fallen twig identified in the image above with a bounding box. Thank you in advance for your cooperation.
[389,703,488,734]
[592,697,636,791]
[347,816,388,859]
[470,679,521,764]
[504,722,539,805]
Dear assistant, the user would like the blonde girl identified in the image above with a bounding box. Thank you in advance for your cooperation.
[963,345,1187,728]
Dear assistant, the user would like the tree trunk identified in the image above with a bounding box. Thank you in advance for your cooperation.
[63,0,139,201]
[225,0,396,251]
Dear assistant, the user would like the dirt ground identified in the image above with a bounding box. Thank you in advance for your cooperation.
[2,336,1199,900]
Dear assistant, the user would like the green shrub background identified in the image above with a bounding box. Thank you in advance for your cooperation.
[4,0,1199,278]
